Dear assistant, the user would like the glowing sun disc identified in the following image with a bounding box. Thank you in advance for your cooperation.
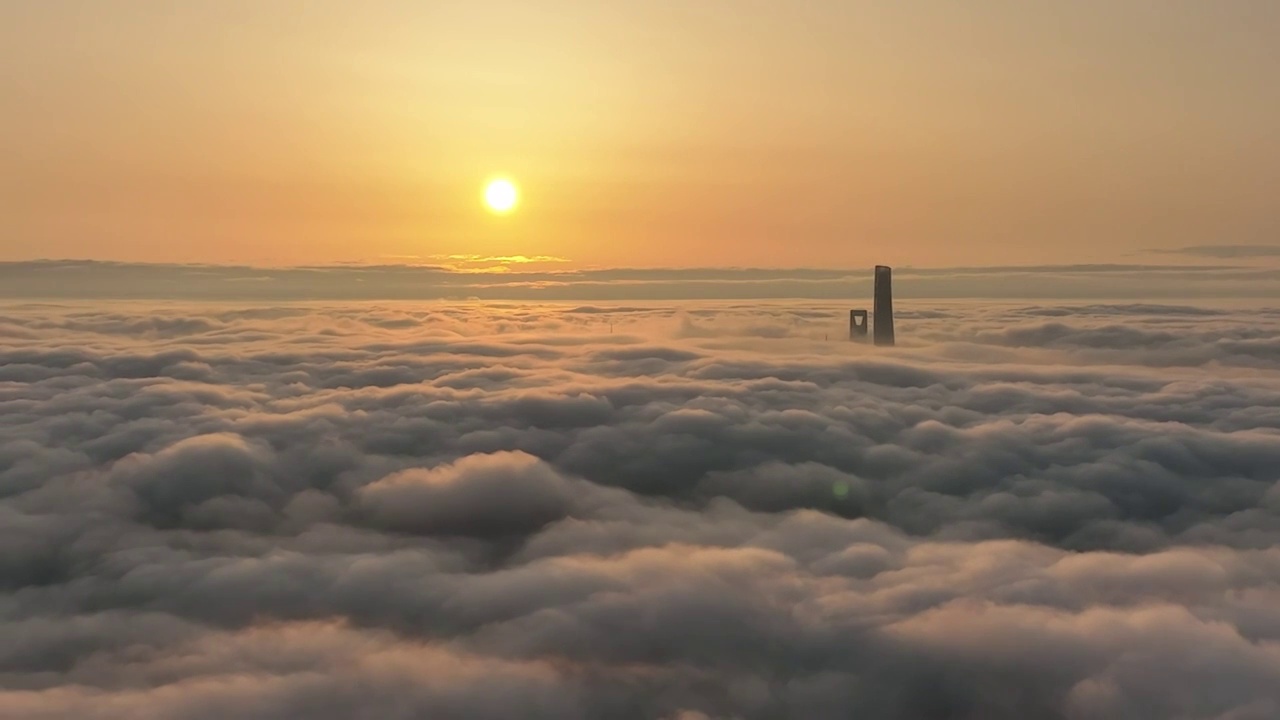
[484,178,519,214]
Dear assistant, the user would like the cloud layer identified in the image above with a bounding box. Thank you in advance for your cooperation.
[5,260,1280,300]
[2,299,1280,719]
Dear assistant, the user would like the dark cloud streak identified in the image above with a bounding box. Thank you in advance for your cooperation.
[4,260,1280,300]
[1155,244,1280,259]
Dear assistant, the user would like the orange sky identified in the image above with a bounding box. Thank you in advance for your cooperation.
[2,1,1278,268]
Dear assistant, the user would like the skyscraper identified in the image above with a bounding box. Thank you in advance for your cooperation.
[873,265,894,346]
[849,309,868,340]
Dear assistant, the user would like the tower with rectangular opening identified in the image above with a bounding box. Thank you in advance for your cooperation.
[849,309,868,340]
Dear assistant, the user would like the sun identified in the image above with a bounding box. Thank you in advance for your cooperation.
[483,178,519,214]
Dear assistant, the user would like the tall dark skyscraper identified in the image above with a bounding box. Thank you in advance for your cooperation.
[873,265,894,346]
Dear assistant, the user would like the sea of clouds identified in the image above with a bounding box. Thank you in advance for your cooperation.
[3,298,1280,719]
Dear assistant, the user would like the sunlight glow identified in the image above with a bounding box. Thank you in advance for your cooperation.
[484,178,519,214]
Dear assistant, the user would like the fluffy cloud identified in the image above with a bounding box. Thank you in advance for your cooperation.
[2,299,1279,719]
[356,451,579,536]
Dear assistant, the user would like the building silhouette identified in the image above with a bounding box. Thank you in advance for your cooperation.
[873,265,894,346]
[848,266,895,346]
[849,309,868,340]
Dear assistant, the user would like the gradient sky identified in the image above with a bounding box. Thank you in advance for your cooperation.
[3,1,1278,268]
